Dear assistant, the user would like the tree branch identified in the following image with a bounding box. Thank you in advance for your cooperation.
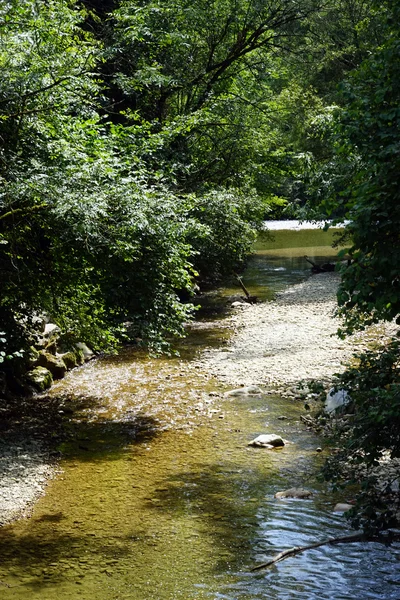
[250,532,400,571]
[0,204,47,222]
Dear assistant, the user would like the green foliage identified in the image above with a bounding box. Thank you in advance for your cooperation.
[185,189,266,281]
[322,339,400,533]
[110,0,318,118]
[0,116,197,354]
[0,0,394,395]
[328,4,400,333]
[274,0,385,218]
[102,0,324,192]
[307,1,400,537]
[2,0,331,368]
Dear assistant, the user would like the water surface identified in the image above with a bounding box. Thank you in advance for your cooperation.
[0,225,398,600]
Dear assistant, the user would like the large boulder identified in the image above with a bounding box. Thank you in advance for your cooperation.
[25,367,53,392]
[248,434,285,448]
[37,351,67,380]
[58,351,78,370]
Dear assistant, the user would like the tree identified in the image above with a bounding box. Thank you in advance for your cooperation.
[89,0,322,192]
[315,0,400,535]
[332,2,400,333]
[0,1,271,379]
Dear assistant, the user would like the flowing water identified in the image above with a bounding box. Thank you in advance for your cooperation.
[0,223,399,599]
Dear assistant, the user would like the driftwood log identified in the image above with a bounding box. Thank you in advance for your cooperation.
[304,255,335,274]
[234,274,258,304]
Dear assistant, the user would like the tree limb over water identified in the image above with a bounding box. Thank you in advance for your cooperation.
[250,532,400,571]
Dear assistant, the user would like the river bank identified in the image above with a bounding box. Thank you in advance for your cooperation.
[196,271,396,391]
[0,271,396,529]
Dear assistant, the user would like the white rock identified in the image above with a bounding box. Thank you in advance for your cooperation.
[325,388,350,413]
[224,385,262,397]
[75,342,94,360]
[248,434,285,448]
[231,301,248,308]
[44,323,60,337]
[333,503,353,512]
[275,488,313,499]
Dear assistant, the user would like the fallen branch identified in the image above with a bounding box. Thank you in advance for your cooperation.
[304,255,335,273]
[250,533,370,571]
[304,255,318,269]
[234,273,251,298]
[234,273,257,303]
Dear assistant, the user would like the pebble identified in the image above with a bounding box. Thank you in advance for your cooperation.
[333,503,353,512]
[0,442,57,526]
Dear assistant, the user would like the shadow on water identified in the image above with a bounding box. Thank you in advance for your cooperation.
[1,386,162,462]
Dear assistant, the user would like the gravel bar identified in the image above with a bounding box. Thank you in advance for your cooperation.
[197,272,396,390]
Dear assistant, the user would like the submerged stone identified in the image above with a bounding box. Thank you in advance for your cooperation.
[333,503,353,512]
[224,385,262,397]
[275,488,313,499]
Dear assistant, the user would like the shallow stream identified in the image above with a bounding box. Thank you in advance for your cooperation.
[0,223,399,599]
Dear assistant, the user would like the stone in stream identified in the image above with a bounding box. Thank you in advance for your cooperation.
[224,385,262,397]
[325,388,350,413]
[25,366,53,392]
[275,488,313,499]
[333,503,353,512]
[247,434,285,448]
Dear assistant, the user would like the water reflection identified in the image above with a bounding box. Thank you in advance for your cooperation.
[222,499,400,600]
[219,227,344,302]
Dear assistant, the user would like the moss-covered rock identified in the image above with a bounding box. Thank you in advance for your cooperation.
[25,367,53,392]
[27,347,40,367]
[59,351,77,370]
[37,351,67,379]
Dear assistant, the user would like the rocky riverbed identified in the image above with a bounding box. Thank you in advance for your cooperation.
[0,271,396,528]
[0,394,62,527]
[196,272,396,391]
[0,440,58,527]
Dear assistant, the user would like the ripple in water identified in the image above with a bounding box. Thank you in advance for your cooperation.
[219,500,400,600]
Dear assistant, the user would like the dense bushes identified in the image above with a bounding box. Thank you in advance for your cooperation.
[322,339,400,534]
[0,0,270,373]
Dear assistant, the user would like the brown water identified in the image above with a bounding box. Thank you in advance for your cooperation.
[0,225,399,600]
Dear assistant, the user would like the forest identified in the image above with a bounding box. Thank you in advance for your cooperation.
[0,0,399,534]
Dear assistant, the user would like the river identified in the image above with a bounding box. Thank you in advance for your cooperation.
[0,223,399,599]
